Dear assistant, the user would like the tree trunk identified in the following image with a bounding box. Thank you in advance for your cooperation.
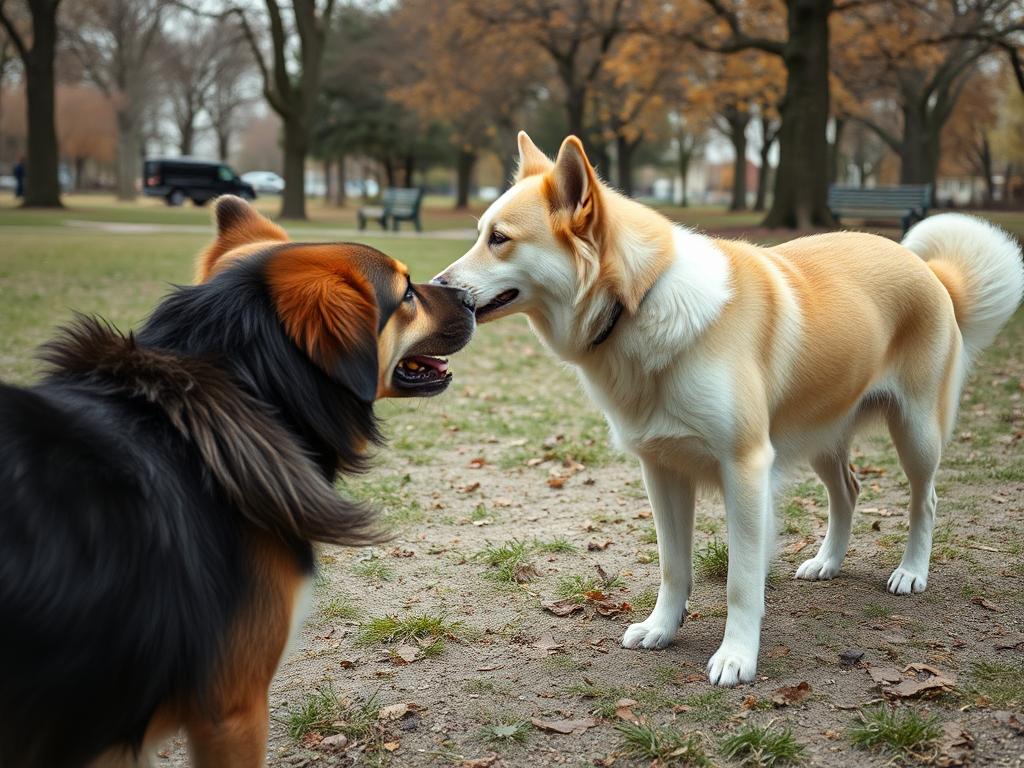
[829,116,845,184]
[280,116,308,219]
[20,0,62,207]
[566,86,585,137]
[74,156,86,190]
[755,140,772,212]
[678,145,691,207]
[898,103,932,185]
[404,153,415,187]
[334,154,347,207]
[979,135,994,207]
[726,109,750,211]
[455,148,476,210]
[217,128,231,162]
[323,157,332,202]
[1004,162,1014,205]
[615,134,637,197]
[115,109,139,201]
[383,157,395,189]
[180,120,194,156]
[763,0,835,228]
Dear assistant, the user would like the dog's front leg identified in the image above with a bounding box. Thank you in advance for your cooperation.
[708,442,774,686]
[622,459,694,650]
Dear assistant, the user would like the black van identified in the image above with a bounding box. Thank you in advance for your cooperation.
[143,157,256,206]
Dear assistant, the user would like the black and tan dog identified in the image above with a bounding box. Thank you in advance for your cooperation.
[0,196,474,767]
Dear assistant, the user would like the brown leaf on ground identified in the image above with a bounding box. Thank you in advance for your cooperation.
[513,563,540,583]
[542,599,584,617]
[886,665,957,698]
[378,702,422,721]
[614,698,639,722]
[766,645,791,658]
[784,538,812,555]
[459,755,498,768]
[382,741,400,751]
[531,633,563,653]
[389,547,415,558]
[468,457,487,469]
[526,457,545,467]
[531,717,598,734]
[772,681,812,707]
[934,722,974,767]
[740,695,759,710]
[547,475,568,489]
[591,599,631,617]
[459,482,480,493]
[390,645,421,665]
[588,539,613,551]
[970,596,1004,613]
[868,666,904,685]
[320,734,348,749]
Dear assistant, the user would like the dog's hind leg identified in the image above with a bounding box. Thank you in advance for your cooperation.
[187,693,270,768]
[622,459,694,650]
[708,441,773,686]
[886,404,942,595]
[794,448,859,581]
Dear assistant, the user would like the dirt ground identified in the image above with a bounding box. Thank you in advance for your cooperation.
[154,298,1024,767]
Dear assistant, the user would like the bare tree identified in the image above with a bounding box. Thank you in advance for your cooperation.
[163,15,220,156]
[207,17,254,162]
[63,0,169,200]
[231,0,337,219]
[0,0,64,207]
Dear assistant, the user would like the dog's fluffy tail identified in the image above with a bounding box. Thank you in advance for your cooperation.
[903,213,1024,360]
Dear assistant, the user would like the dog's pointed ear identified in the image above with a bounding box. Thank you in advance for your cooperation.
[266,249,379,403]
[549,136,600,236]
[196,195,289,282]
[515,131,554,182]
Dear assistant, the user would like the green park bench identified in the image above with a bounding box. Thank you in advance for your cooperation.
[828,184,932,235]
[357,187,425,232]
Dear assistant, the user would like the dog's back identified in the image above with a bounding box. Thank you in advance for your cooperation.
[0,379,248,767]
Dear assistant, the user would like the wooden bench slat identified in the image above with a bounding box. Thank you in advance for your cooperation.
[358,187,425,232]
[828,184,931,235]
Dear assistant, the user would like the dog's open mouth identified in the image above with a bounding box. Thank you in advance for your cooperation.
[475,289,519,319]
[393,354,451,395]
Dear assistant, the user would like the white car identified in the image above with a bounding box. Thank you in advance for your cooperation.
[240,171,285,195]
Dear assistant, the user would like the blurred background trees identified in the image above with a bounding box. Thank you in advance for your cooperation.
[0,0,1020,221]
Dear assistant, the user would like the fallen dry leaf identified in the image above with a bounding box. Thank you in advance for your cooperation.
[740,695,759,710]
[588,539,613,551]
[970,596,1004,613]
[389,547,415,558]
[459,755,499,768]
[526,457,545,467]
[614,698,639,722]
[468,457,487,469]
[542,598,584,617]
[934,721,974,767]
[390,645,421,665]
[772,681,812,707]
[320,734,348,749]
[378,702,422,721]
[888,669,957,698]
[547,475,568,489]
[868,666,904,685]
[382,741,400,752]
[531,717,598,734]
[459,482,481,494]
[784,538,812,555]
[532,633,564,653]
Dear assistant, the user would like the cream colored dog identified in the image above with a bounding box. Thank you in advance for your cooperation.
[435,132,1024,686]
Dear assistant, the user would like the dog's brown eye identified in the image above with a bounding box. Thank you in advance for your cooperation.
[489,230,510,247]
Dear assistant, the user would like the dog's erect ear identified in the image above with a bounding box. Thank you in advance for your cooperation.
[266,249,379,402]
[196,195,289,282]
[515,131,554,182]
[548,136,600,237]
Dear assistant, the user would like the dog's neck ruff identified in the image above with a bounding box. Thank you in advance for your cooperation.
[590,301,624,349]
[39,315,379,547]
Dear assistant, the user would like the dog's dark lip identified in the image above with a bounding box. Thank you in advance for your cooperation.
[393,355,452,396]
[475,289,520,319]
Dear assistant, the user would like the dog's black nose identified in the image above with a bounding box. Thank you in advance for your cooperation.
[456,288,475,311]
[432,274,449,286]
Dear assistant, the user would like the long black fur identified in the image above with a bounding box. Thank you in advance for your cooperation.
[0,252,383,767]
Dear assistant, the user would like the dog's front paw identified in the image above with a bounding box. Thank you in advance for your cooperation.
[794,555,841,581]
[707,642,757,687]
[621,618,677,650]
[887,566,927,595]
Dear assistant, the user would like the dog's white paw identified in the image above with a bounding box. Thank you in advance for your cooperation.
[794,555,841,581]
[707,642,758,687]
[621,618,677,650]
[888,566,927,595]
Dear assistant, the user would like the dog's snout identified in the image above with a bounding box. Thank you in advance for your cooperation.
[431,273,450,287]
[456,288,475,311]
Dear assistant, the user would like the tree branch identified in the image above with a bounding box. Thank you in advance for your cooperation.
[0,0,28,61]
[849,114,901,152]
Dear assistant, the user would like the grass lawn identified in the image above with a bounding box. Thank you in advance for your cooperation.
[1,200,1022,767]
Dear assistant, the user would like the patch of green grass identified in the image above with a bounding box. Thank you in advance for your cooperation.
[849,705,941,756]
[476,539,536,584]
[320,597,360,622]
[672,689,732,724]
[567,682,630,718]
[637,549,659,564]
[556,573,625,603]
[535,536,578,553]
[353,557,394,583]
[470,503,491,522]
[617,721,711,766]
[541,652,585,673]
[286,685,381,744]
[720,723,805,767]
[358,613,465,657]
[477,715,531,746]
[694,539,729,580]
[964,660,1024,708]
[639,526,659,544]
[861,603,893,620]
[632,588,658,614]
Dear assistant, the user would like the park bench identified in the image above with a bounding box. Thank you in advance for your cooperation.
[357,187,424,232]
[828,184,932,235]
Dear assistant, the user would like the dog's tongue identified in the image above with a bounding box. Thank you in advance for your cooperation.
[407,355,448,374]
